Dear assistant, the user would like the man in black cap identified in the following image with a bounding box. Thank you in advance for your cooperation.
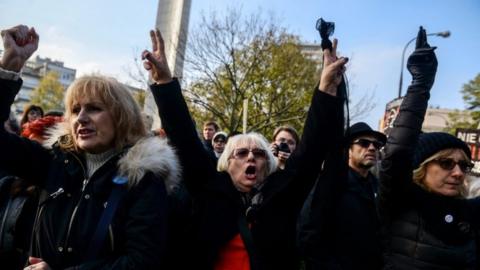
[347,122,386,180]
[299,122,386,270]
[335,122,386,269]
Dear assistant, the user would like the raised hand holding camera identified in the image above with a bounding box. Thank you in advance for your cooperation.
[316,18,348,96]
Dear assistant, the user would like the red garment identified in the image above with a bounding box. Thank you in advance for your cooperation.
[214,233,250,270]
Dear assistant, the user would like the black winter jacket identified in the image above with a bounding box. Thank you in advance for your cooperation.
[0,173,38,270]
[299,168,383,270]
[378,41,480,270]
[0,77,180,269]
[151,79,344,270]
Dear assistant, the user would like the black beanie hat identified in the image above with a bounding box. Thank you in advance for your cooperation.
[412,132,471,169]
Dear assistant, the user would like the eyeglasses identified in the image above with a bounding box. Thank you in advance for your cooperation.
[352,138,384,150]
[431,158,474,173]
[231,148,267,159]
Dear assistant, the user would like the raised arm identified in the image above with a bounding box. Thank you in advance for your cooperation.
[281,38,348,203]
[143,29,216,196]
[378,27,438,212]
[0,25,51,183]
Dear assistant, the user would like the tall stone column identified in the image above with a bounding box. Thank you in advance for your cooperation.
[144,0,192,128]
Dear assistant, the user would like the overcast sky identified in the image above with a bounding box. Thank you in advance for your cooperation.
[1,0,479,128]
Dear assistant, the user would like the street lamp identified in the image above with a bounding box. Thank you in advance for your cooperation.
[397,30,451,98]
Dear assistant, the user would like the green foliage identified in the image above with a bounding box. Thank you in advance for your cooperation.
[446,73,480,133]
[134,90,146,109]
[444,110,476,134]
[461,73,480,122]
[30,71,65,112]
[184,9,318,138]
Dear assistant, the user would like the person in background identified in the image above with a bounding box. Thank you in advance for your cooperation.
[298,122,386,270]
[212,131,228,159]
[20,115,63,143]
[0,24,179,270]
[270,125,299,170]
[202,121,219,151]
[0,112,38,270]
[20,104,43,127]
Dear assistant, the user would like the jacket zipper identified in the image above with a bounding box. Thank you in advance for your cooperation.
[63,151,119,251]
[108,225,114,250]
[31,187,65,254]
[63,152,88,250]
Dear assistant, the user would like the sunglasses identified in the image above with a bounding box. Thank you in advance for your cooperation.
[431,158,474,173]
[352,138,384,150]
[232,148,267,159]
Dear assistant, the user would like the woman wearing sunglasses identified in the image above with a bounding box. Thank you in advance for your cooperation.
[143,29,348,269]
[379,27,479,269]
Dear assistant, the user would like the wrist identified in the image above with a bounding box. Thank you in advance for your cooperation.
[154,78,174,85]
[318,84,337,96]
[0,67,21,81]
[0,58,23,73]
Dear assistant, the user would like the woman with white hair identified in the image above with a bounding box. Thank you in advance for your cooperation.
[142,29,348,269]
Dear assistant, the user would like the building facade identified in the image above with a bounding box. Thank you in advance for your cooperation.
[13,56,76,115]
[422,107,473,132]
[299,43,322,71]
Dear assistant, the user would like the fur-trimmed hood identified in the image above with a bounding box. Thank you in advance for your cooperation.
[44,123,181,193]
[117,136,181,192]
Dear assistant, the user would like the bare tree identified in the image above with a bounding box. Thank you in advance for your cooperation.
[182,9,317,137]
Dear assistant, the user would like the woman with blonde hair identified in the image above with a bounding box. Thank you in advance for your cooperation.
[379,27,479,269]
[0,25,179,269]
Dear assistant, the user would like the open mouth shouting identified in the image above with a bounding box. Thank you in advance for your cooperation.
[245,165,257,181]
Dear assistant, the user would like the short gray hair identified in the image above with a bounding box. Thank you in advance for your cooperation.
[217,132,277,176]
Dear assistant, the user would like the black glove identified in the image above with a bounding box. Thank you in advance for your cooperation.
[407,26,438,88]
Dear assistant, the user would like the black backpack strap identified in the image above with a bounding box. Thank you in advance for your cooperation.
[237,211,260,270]
[84,176,128,261]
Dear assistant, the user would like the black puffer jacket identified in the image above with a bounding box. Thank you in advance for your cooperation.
[151,79,344,270]
[378,30,480,270]
[0,77,180,269]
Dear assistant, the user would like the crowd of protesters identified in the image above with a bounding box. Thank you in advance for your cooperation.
[0,22,478,270]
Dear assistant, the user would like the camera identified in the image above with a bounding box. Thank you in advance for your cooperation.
[278,142,290,154]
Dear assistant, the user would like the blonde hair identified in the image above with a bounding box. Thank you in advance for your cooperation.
[412,148,471,197]
[62,75,146,151]
[217,132,277,177]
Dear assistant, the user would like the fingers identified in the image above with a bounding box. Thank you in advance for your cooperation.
[29,27,39,45]
[141,50,157,70]
[155,29,165,52]
[331,38,338,58]
[142,50,159,67]
[6,25,29,46]
[150,29,165,53]
[1,29,16,48]
[329,57,349,72]
[415,26,428,49]
[29,256,43,264]
[150,30,158,52]
[143,61,152,71]
[2,25,39,49]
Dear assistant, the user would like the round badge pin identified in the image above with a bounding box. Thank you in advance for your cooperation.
[444,214,454,223]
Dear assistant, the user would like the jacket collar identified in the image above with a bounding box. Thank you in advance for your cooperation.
[347,168,378,202]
